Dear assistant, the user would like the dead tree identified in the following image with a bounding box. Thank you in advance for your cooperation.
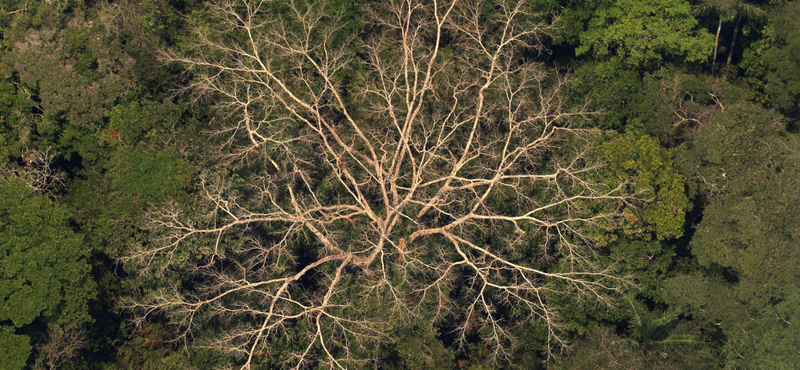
[33,326,86,370]
[125,0,637,368]
[2,149,66,198]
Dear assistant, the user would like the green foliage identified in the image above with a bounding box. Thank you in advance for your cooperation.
[666,101,800,368]
[741,292,800,370]
[741,2,800,120]
[108,324,197,370]
[383,326,455,370]
[685,103,798,299]
[139,0,178,39]
[2,11,137,164]
[0,326,31,370]
[64,27,98,75]
[593,133,690,300]
[574,0,713,68]
[63,146,192,259]
[664,274,800,369]
[107,100,182,146]
[568,67,715,141]
[553,326,654,370]
[0,177,95,329]
[555,322,716,370]
[107,147,191,206]
[625,71,715,143]
[602,133,689,241]
[610,240,673,296]
[624,297,696,356]
[0,80,32,164]
[568,61,643,130]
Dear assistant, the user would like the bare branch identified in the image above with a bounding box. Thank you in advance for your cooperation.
[126,0,637,367]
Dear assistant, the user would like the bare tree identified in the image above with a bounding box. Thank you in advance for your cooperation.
[125,0,637,368]
[33,326,87,370]
[2,148,66,198]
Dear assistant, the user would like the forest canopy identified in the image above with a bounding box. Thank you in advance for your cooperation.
[0,0,798,369]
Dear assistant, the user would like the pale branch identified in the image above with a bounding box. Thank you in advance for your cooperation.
[127,0,639,368]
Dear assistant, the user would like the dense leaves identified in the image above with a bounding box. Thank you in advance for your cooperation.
[602,133,688,241]
[0,326,31,370]
[572,0,713,68]
[0,178,94,328]
[0,178,94,370]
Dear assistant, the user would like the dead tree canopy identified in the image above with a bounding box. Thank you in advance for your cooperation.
[126,0,636,368]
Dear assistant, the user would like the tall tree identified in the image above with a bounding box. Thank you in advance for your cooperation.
[124,0,645,368]
[723,1,764,66]
[694,0,765,71]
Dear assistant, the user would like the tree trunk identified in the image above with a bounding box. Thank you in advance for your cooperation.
[712,17,722,74]
[726,14,742,66]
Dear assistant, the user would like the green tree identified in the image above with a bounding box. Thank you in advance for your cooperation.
[624,298,695,356]
[0,177,95,368]
[382,326,455,370]
[596,133,689,299]
[0,326,31,370]
[694,0,764,73]
[574,0,713,69]
[667,102,800,368]
[0,1,202,369]
[0,177,95,328]
[553,326,669,370]
[601,133,689,241]
[0,78,33,166]
[742,2,800,122]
